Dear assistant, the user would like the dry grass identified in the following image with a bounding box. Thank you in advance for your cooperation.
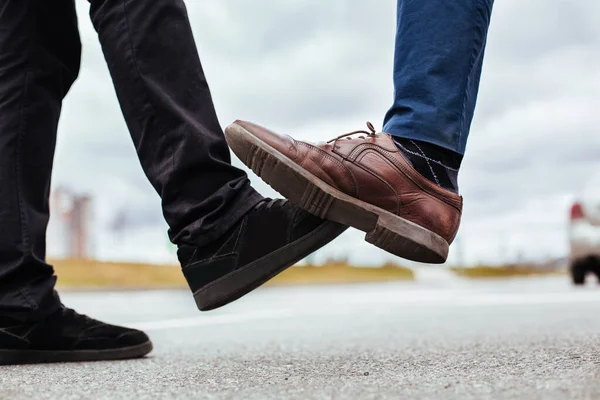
[269,262,414,285]
[50,259,560,290]
[51,259,415,290]
[52,259,187,289]
[450,265,562,278]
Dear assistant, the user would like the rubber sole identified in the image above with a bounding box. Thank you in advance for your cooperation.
[224,123,449,264]
[194,220,347,311]
[0,341,153,365]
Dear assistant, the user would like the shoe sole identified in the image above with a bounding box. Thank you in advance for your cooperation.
[224,123,449,264]
[0,340,153,365]
[194,219,347,311]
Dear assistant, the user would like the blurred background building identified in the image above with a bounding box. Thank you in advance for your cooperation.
[47,187,94,259]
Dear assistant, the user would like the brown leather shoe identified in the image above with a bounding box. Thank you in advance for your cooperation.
[224,121,463,263]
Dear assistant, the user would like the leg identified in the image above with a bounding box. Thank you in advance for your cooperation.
[88,0,263,247]
[0,0,153,365]
[222,2,495,263]
[380,0,494,194]
[87,0,346,311]
[0,0,81,322]
[383,0,494,155]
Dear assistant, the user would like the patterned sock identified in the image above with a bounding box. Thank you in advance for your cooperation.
[392,138,462,194]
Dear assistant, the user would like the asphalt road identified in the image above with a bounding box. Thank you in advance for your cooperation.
[2,274,600,399]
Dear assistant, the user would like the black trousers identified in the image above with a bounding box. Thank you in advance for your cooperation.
[0,0,262,322]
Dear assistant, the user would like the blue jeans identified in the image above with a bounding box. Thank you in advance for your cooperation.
[383,0,494,155]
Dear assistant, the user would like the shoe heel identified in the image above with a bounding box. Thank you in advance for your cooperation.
[365,213,448,264]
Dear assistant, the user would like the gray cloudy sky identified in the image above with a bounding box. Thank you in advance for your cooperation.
[52,0,600,265]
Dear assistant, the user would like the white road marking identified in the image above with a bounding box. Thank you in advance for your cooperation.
[128,289,600,331]
[129,309,291,331]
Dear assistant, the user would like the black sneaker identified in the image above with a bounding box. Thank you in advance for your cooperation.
[0,307,152,365]
[179,198,347,311]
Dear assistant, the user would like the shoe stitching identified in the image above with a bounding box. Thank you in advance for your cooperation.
[376,148,463,211]
[0,329,26,340]
[188,218,247,266]
[354,139,462,209]
[184,252,238,269]
[299,142,358,196]
[230,217,247,254]
[209,223,242,263]
[194,221,343,295]
[183,248,198,265]
[289,207,300,242]
[21,324,40,341]
[354,152,402,215]
[347,141,399,161]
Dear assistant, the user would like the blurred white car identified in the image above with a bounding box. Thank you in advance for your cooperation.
[569,189,600,284]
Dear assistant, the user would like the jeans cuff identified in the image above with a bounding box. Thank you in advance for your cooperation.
[383,118,465,155]
[190,185,265,248]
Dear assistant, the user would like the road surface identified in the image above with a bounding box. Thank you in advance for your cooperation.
[2,275,600,399]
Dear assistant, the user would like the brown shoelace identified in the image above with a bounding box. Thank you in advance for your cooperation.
[327,122,377,144]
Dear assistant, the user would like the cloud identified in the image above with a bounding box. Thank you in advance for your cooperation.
[49,0,600,265]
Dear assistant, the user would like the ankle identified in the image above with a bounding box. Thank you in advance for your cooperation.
[392,137,462,194]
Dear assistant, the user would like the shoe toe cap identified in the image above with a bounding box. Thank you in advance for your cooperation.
[117,329,151,347]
